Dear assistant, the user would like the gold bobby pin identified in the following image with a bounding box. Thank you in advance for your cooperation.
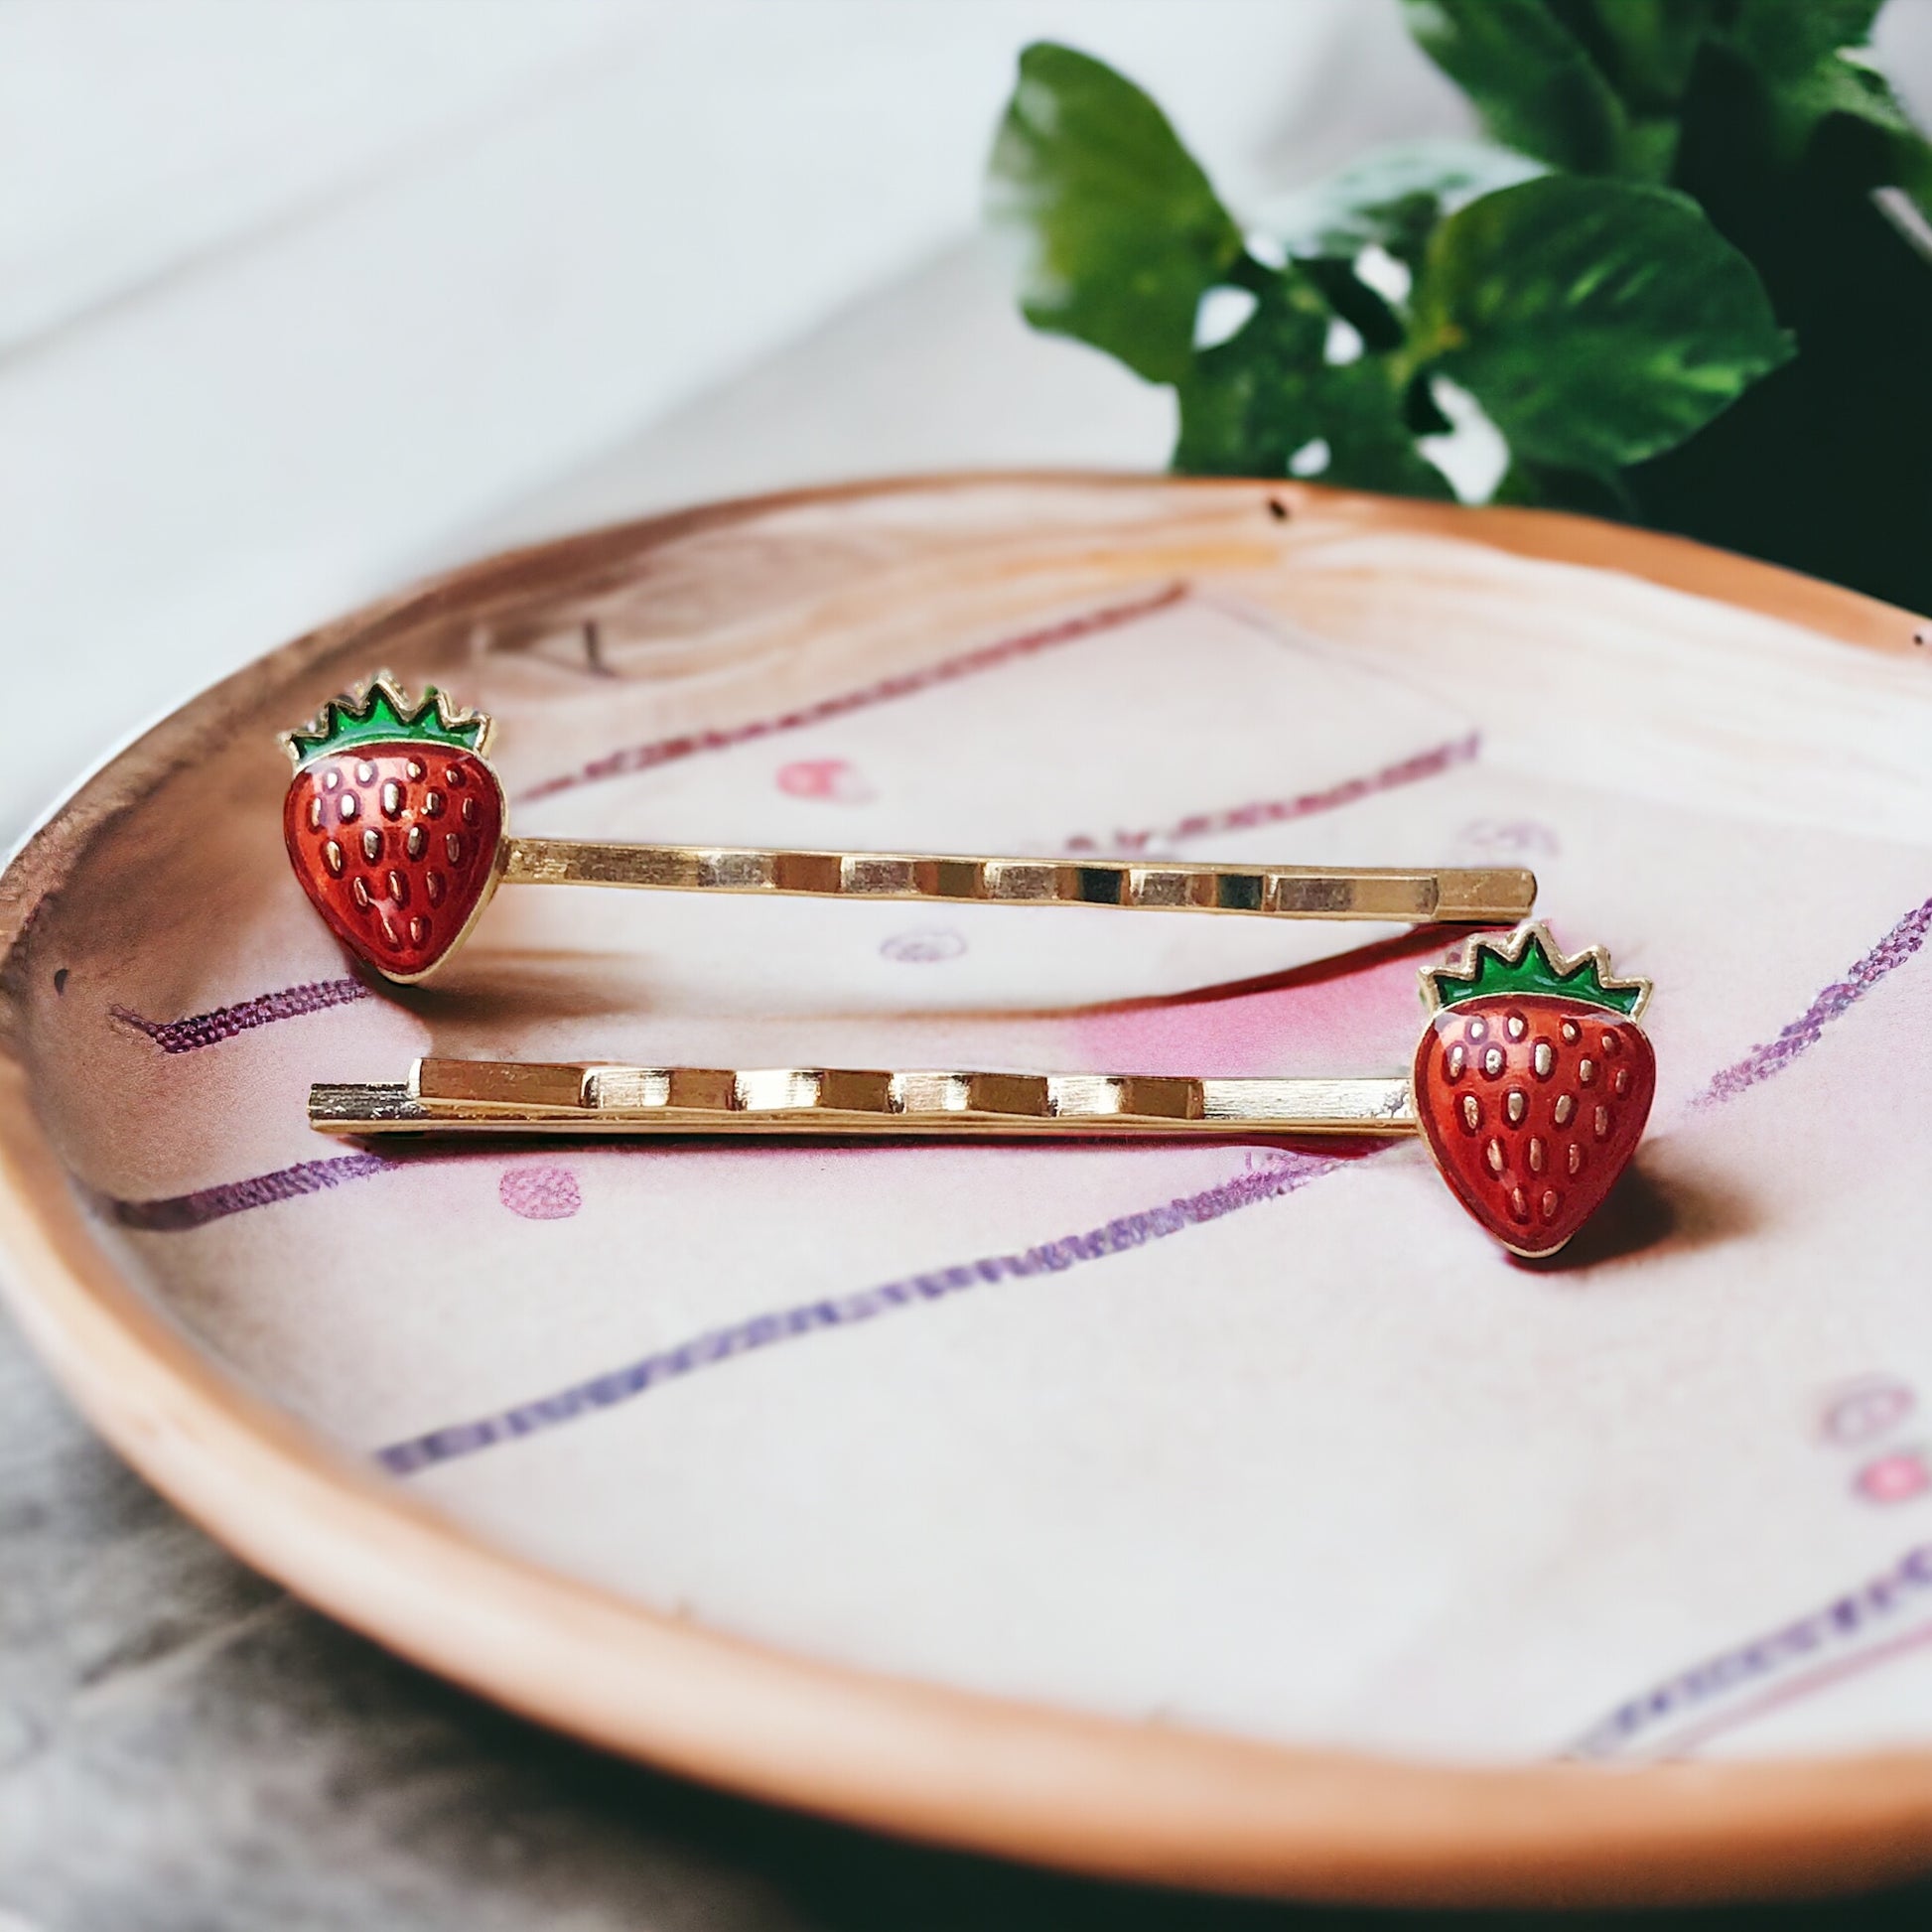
[280,674,1537,986]
[314,1059,1419,1139]
[312,925,1655,1262]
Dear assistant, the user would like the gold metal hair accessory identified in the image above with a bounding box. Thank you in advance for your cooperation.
[280,675,1538,986]
[311,923,1652,1261]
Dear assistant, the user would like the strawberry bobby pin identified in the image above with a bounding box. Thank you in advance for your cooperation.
[281,674,1538,986]
[312,923,1655,1261]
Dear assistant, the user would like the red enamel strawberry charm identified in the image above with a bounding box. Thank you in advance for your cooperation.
[282,675,503,984]
[1413,924,1654,1259]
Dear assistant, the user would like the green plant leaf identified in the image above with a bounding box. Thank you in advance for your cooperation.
[1493,456,1640,518]
[1262,140,1545,268]
[1762,49,1932,178]
[1570,0,1719,111]
[1173,277,1326,473]
[1410,175,1793,470]
[1689,0,1915,174]
[1310,363,1459,497]
[1401,0,1633,174]
[1174,278,1451,497]
[1716,0,1884,82]
[986,42,1244,384]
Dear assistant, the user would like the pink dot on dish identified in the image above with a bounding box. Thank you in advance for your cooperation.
[776,758,873,803]
[1856,1451,1930,1505]
[498,1168,582,1220]
[1820,1376,1916,1446]
[880,927,966,964]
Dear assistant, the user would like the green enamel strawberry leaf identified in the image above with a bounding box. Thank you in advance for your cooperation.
[1427,928,1649,1018]
[284,678,488,769]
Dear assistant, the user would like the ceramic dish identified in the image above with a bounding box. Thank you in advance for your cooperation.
[5,476,1932,1906]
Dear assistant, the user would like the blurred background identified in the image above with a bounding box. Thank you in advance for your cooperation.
[11,5,1932,1926]
[11,0,1923,848]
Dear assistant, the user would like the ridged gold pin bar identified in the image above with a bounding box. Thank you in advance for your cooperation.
[501,839,1535,924]
[309,1058,1420,1139]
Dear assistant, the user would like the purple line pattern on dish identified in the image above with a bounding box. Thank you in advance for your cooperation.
[516,581,1189,805]
[109,1152,395,1231]
[1693,888,1932,1108]
[372,1149,1355,1475]
[1570,1543,1932,1760]
[1062,732,1481,856]
[111,977,370,1055]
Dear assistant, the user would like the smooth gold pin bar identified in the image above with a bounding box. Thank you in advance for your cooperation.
[499,840,1531,926]
[280,675,1537,986]
[310,1058,1419,1139]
